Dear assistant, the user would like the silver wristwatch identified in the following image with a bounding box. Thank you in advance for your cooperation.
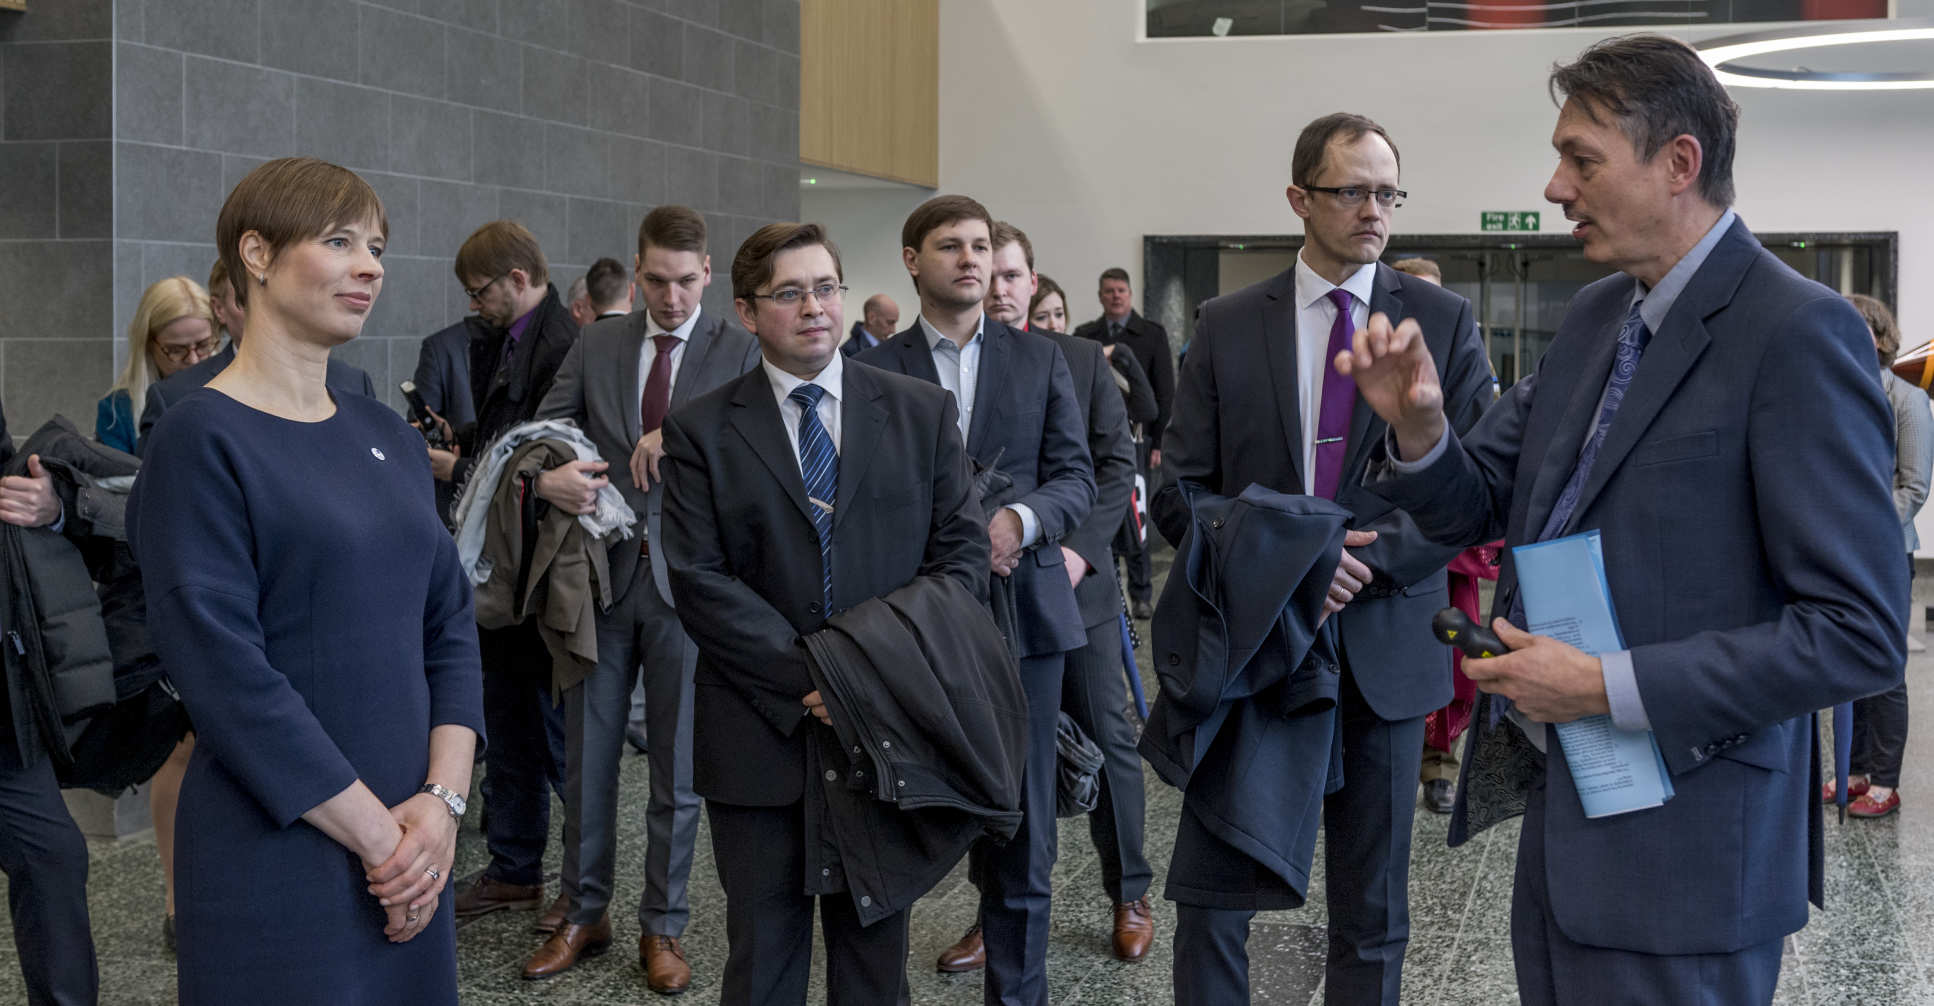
[420,783,467,821]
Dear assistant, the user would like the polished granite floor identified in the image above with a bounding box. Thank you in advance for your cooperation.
[8,553,1934,1004]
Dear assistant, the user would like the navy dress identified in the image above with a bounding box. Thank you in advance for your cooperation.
[129,387,485,1005]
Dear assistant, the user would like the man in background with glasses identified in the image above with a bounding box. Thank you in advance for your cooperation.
[1152,113,1493,1005]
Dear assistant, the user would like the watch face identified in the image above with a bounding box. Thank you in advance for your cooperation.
[449,793,467,815]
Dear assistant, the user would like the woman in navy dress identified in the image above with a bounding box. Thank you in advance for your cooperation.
[129,157,484,1005]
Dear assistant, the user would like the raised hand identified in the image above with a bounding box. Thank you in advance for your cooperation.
[1333,312,1446,461]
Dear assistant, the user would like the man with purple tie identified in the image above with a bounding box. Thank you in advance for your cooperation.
[1152,113,1493,1005]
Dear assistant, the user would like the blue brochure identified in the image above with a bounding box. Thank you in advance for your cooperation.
[1513,531,1675,819]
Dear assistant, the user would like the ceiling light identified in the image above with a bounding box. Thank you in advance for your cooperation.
[1696,19,1934,91]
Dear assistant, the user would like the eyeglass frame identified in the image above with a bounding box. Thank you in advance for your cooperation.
[742,283,849,307]
[156,335,223,364]
[1302,185,1407,209]
[462,273,509,301]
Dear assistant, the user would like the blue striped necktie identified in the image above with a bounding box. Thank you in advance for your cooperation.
[789,384,838,608]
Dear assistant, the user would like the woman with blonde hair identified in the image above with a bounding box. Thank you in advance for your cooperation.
[97,277,218,454]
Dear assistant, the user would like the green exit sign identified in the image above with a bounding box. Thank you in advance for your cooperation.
[1481,211,1540,232]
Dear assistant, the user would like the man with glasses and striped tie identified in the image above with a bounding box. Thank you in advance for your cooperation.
[659,222,989,1005]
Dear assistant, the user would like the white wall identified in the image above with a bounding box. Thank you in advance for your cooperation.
[933,0,1934,547]
[801,184,935,342]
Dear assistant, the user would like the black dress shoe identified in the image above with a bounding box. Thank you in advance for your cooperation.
[625,723,649,754]
[1130,598,1154,620]
[1423,778,1455,814]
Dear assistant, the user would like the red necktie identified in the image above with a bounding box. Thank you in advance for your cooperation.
[640,334,677,434]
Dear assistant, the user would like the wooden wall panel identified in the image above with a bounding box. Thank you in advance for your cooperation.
[801,0,938,188]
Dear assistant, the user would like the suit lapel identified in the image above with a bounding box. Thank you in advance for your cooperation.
[1260,270,1307,492]
[726,374,816,529]
[968,321,1009,458]
[1345,266,1404,486]
[893,325,942,384]
[619,314,648,444]
[833,365,887,532]
[671,313,716,411]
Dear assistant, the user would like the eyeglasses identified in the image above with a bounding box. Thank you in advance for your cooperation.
[157,337,222,364]
[463,274,507,300]
[746,283,848,307]
[1304,185,1406,209]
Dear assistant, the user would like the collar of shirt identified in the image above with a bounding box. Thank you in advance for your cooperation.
[1632,208,1737,332]
[918,312,985,353]
[506,302,539,346]
[1292,251,1379,313]
[762,347,845,415]
[645,302,703,343]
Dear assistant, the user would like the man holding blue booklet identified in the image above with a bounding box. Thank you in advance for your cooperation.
[1345,34,1906,1005]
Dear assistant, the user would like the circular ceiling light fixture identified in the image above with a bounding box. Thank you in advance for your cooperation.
[1696,18,1934,91]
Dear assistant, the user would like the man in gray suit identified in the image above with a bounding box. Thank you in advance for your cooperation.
[528,206,761,990]
[1348,36,1904,1004]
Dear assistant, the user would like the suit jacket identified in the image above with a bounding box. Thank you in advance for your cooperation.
[454,284,578,485]
[136,344,376,457]
[536,309,760,606]
[1037,329,1137,629]
[1074,310,1175,449]
[660,360,990,807]
[839,322,885,358]
[413,317,482,433]
[1154,263,1493,721]
[860,319,1096,657]
[1370,218,1906,956]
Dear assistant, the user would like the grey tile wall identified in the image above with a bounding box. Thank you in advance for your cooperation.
[0,1,113,430]
[0,0,799,434]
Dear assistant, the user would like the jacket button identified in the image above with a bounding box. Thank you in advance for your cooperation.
[1167,653,1180,666]
[1211,518,1223,529]
[897,779,906,788]
[809,602,822,614]
[821,868,831,877]
[880,740,891,750]
[853,746,862,755]
[824,769,838,781]
[859,896,872,908]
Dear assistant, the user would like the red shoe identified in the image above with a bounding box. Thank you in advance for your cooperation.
[1822,776,1871,803]
[1848,789,1901,818]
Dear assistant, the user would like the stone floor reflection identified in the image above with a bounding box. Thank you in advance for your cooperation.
[6,549,1932,1003]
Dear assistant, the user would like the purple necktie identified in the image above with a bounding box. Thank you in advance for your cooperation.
[1311,288,1357,499]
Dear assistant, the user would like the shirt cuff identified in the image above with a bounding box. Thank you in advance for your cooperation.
[47,502,64,535]
[1386,425,1451,473]
[1007,503,1041,548]
[1600,650,1651,732]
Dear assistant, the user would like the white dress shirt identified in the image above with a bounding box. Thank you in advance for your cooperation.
[636,304,703,409]
[917,312,1041,546]
[764,349,844,475]
[1291,252,1378,485]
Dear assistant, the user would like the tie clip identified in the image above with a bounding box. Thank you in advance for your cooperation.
[1314,436,1345,445]
[809,496,835,514]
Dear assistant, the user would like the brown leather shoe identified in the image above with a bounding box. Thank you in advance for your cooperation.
[453,873,544,919]
[640,934,693,995]
[534,893,570,934]
[522,916,613,980]
[1112,896,1155,961]
[935,924,985,973]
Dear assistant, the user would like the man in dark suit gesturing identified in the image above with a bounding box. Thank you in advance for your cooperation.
[527,206,760,988]
[660,223,989,1005]
[1153,113,1493,1005]
[1347,36,1904,1004]
[861,196,1094,1006]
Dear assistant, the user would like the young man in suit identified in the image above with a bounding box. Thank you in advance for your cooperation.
[1346,35,1904,1004]
[860,196,1095,1006]
[525,207,760,989]
[1154,113,1494,1005]
[1074,268,1174,620]
[659,222,988,1005]
[932,221,1151,972]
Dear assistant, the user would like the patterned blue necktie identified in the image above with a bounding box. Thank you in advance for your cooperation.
[1535,300,1652,544]
[1498,301,1649,728]
[789,384,838,608]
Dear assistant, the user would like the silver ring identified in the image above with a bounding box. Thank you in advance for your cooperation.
[425,866,440,881]
[407,912,420,923]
